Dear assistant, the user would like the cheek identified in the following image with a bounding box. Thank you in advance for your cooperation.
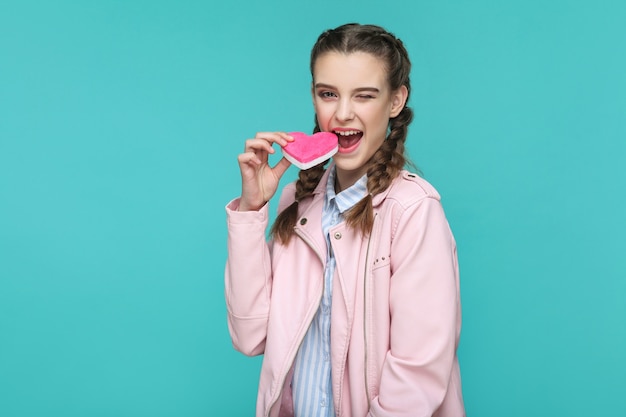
[315,106,333,128]
[365,107,389,129]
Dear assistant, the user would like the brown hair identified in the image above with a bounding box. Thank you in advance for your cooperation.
[271,23,414,244]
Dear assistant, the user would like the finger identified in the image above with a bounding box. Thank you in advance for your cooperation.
[254,132,293,147]
[272,157,292,179]
[238,152,262,167]
[244,138,275,154]
[276,132,294,145]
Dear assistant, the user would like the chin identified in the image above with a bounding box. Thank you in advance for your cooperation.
[333,157,364,172]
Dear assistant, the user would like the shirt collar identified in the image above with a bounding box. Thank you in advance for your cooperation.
[325,166,369,214]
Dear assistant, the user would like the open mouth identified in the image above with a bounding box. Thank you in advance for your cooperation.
[333,130,363,153]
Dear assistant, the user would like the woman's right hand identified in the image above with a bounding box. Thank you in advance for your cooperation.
[237,132,293,211]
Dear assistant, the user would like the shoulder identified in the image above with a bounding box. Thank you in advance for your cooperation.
[277,181,297,213]
[382,172,454,243]
[382,170,442,208]
[276,168,330,213]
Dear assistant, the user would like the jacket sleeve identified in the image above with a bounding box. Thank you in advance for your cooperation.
[369,196,461,417]
[224,198,273,356]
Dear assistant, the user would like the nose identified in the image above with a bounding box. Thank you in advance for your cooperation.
[336,98,354,122]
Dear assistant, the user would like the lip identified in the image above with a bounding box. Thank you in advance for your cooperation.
[330,127,362,133]
[331,128,363,154]
[330,127,364,139]
[337,140,361,154]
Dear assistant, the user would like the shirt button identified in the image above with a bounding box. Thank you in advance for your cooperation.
[320,399,326,407]
[334,232,342,240]
[300,218,307,225]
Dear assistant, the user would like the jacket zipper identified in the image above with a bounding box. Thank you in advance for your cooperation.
[265,228,325,417]
[363,213,377,410]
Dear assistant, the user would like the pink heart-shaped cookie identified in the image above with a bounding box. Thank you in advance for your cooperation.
[282,132,338,170]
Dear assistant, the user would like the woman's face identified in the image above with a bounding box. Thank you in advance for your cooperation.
[312,51,407,189]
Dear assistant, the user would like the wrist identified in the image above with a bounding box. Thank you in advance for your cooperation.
[238,199,265,212]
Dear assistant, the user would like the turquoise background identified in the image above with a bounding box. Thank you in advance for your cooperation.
[1,0,625,415]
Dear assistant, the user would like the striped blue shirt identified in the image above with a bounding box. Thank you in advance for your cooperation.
[292,166,368,417]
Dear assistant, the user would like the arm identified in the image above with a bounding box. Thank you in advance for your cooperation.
[225,198,273,356]
[225,132,294,355]
[369,197,461,417]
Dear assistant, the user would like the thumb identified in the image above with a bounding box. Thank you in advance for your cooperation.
[272,157,292,179]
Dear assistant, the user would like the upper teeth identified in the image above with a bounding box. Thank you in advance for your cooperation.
[335,130,359,136]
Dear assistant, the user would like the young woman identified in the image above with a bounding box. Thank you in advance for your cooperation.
[225,23,465,417]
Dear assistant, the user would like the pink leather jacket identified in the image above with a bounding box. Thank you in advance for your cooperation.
[225,168,465,417]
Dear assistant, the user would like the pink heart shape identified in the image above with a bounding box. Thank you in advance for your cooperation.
[282,132,338,170]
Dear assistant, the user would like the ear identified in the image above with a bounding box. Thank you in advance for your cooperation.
[389,85,408,118]
[311,82,316,109]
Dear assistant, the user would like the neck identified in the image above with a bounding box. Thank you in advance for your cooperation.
[335,167,366,193]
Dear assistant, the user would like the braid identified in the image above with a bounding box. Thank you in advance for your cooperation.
[344,106,414,236]
[271,119,328,245]
[314,24,413,236]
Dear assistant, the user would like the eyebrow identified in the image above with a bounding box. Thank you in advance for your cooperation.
[314,83,380,93]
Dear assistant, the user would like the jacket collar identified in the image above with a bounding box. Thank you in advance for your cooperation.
[371,182,394,208]
[311,164,333,197]
[292,168,332,263]
[312,163,401,209]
